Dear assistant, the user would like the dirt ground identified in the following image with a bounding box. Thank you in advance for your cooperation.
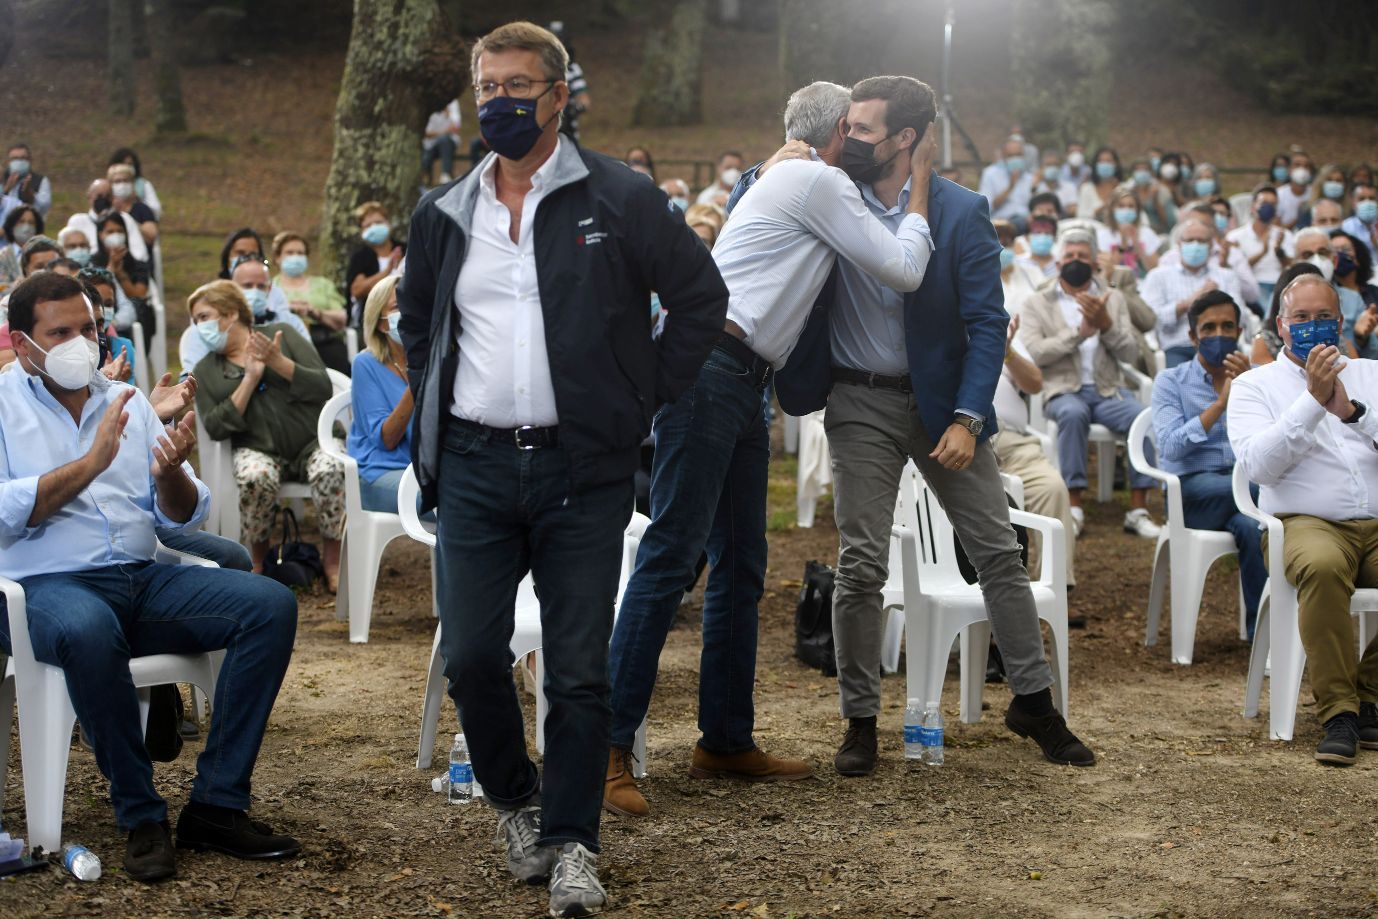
[6,435,1378,919]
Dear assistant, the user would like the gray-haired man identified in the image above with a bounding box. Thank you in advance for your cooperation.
[604,81,938,817]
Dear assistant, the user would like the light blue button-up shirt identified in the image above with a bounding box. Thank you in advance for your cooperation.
[0,369,210,580]
[832,178,916,376]
[1150,355,1235,476]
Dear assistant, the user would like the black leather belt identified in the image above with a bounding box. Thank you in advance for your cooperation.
[452,418,559,450]
[715,331,772,386]
[832,367,913,393]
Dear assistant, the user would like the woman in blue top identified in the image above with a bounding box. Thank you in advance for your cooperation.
[347,275,414,513]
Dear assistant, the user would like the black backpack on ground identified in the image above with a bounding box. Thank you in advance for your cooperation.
[795,561,837,676]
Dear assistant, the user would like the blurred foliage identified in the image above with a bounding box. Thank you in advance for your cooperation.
[633,0,707,126]
[1009,0,1112,152]
[1116,0,1378,115]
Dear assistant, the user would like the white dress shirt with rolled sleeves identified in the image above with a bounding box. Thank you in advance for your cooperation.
[1142,261,1245,350]
[713,157,932,368]
[1228,355,1378,520]
[450,138,564,428]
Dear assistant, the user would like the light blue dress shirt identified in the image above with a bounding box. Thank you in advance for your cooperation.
[0,370,210,581]
[832,178,917,377]
[1150,355,1235,476]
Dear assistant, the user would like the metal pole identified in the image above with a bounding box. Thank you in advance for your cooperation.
[941,3,954,168]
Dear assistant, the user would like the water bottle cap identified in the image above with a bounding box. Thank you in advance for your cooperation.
[926,701,939,709]
[454,733,464,742]
[906,697,923,706]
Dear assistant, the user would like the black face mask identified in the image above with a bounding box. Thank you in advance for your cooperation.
[92,196,112,213]
[841,135,901,185]
[1060,258,1094,288]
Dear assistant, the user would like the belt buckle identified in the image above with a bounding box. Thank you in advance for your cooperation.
[514,425,540,450]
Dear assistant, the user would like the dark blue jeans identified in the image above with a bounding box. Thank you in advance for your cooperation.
[0,563,296,831]
[435,422,632,853]
[608,345,770,755]
[1180,470,1266,638]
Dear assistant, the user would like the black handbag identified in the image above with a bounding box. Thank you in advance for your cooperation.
[262,507,325,588]
[795,560,837,676]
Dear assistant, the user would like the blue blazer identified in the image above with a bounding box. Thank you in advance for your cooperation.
[768,171,1009,444]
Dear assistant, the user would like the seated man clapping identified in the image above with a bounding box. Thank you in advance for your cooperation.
[0,272,300,881]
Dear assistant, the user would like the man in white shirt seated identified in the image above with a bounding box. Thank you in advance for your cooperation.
[1143,219,1245,367]
[1158,204,1261,307]
[1229,273,1378,766]
[0,272,300,880]
[1227,185,1295,307]
[1031,151,1078,217]
[979,136,1035,230]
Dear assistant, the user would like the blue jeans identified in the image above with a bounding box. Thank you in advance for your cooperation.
[1165,345,1198,368]
[156,528,253,571]
[0,563,296,831]
[1045,385,1155,491]
[1180,470,1266,638]
[608,345,770,755]
[435,422,632,853]
[361,467,406,514]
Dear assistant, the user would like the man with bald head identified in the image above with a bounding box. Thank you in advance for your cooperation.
[1311,197,1344,231]
[1230,272,1378,766]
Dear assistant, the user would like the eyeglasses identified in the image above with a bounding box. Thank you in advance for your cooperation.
[1288,311,1338,323]
[474,77,555,101]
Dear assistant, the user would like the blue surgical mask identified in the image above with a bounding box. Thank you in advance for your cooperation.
[386,311,402,345]
[1005,156,1025,173]
[1197,334,1238,367]
[1113,207,1138,227]
[1095,161,1116,180]
[1042,165,1060,183]
[280,254,308,277]
[1194,178,1217,198]
[1028,233,1054,257]
[999,247,1015,269]
[65,246,92,266]
[1213,213,1229,232]
[1358,200,1378,224]
[1133,169,1152,187]
[1149,156,1161,173]
[1323,180,1345,200]
[1272,166,1289,184]
[671,196,689,212]
[361,224,390,247]
[242,287,270,316]
[1288,318,1340,362]
[7,158,29,178]
[1181,240,1211,268]
[197,318,228,353]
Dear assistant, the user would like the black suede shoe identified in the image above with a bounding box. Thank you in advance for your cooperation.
[1005,701,1095,767]
[1316,712,1360,766]
[176,801,301,860]
[833,717,878,777]
[1359,702,1378,750]
[125,820,176,882]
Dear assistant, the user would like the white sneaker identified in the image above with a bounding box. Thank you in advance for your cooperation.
[494,805,556,884]
[1069,506,1084,538]
[548,842,607,917]
[1123,508,1160,539]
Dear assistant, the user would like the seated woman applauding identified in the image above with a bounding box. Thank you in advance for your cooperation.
[347,275,413,513]
[189,280,345,587]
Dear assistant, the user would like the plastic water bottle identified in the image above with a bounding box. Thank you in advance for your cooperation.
[920,701,944,767]
[448,734,473,805]
[903,698,924,760]
[61,844,101,881]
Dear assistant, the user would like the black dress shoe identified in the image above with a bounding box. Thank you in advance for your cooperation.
[1316,712,1360,766]
[1005,701,1095,767]
[176,801,301,860]
[1359,702,1378,750]
[125,820,176,882]
[833,717,878,777]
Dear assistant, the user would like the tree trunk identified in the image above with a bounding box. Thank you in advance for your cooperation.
[319,0,466,291]
[1010,0,1113,153]
[0,0,14,70]
[108,0,136,116]
[632,0,707,127]
[143,0,186,133]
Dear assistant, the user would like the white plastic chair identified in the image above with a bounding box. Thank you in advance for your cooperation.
[1128,409,1247,664]
[345,328,359,363]
[316,389,408,643]
[147,279,168,382]
[781,413,799,455]
[1233,465,1378,740]
[130,320,151,393]
[890,462,1069,724]
[398,466,648,775]
[795,409,830,528]
[199,369,350,540]
[1034,361,1153,503]
[3,545,220,853]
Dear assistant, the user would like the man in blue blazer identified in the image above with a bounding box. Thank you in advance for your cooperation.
[746,76,1094,776]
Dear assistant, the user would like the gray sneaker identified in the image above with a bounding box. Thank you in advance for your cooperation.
[493,805,555,884]
[548,842,607,917]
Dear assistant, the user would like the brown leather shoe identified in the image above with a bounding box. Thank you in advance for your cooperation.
[688,744,813,782]
[603,748,649,817]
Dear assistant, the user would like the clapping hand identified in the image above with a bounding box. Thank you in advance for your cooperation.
[1304,344,1346,411]
[149,372,196,422]
[151,412,198,479]
[1222,350,1250,380]
[87,389,134,475]
[100,351,130,382]
[1354,304,1378,340]
[1075,290,1112,332]
[249,329,283,367]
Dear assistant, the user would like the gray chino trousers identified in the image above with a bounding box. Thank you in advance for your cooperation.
[825,382,1055,718]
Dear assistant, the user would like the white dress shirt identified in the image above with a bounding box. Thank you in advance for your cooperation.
[451,138,564,427]
[1277,183,1312,226]
[714,157,932,368]
[979,162,1034,221]
[0,372,210,581]
[1228,355,1378,520]
[993,335,1035,432]
[1057,285,1099,386]
[1142,261,1245,350]
[1227,222,1295,286]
